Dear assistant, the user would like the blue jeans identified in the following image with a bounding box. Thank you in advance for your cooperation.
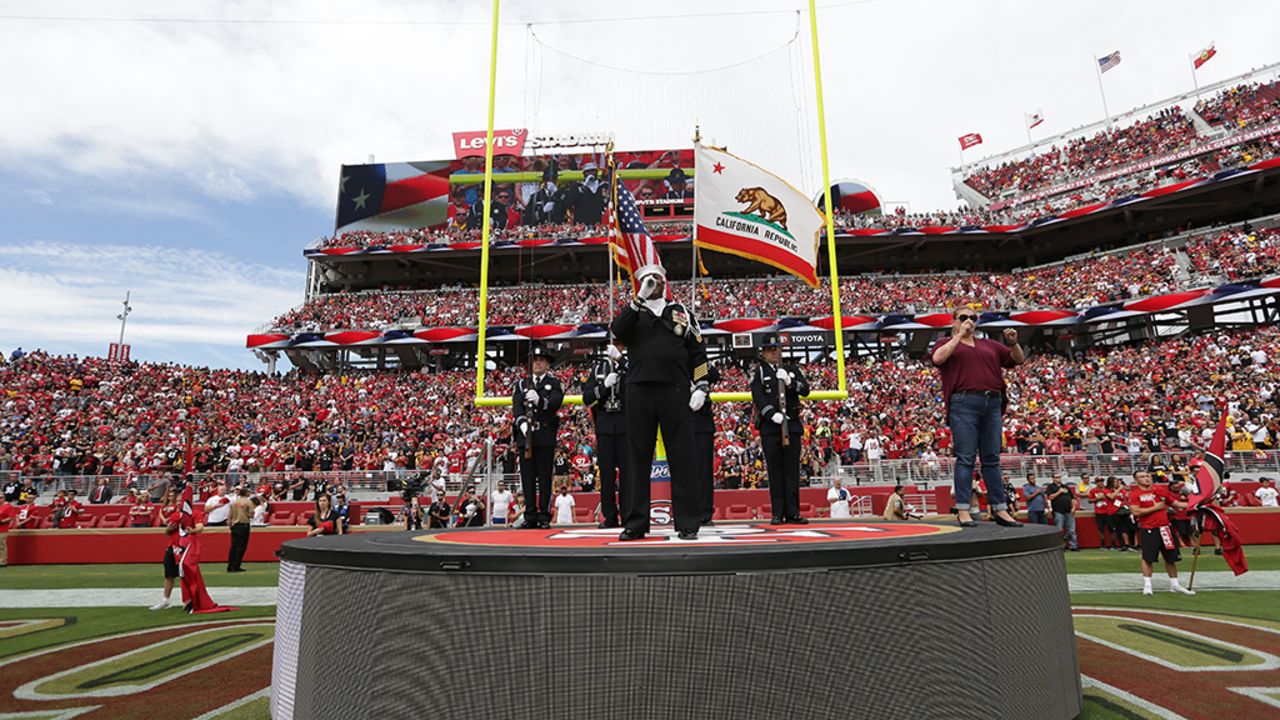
[949,393,1007,512]
[1027,510,1047,525]
[1053,512,1078,549]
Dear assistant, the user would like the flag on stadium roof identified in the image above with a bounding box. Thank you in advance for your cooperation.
[1097,51,1121,74]
[958,132,983,150]
[692,144,823,287]
[334,161,452,234]
[1193,43,1216,70]
[1027,110,1045,129]
[610,182,666,294]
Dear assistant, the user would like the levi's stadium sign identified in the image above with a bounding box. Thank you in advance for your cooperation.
[452,129,528,159]
[452,129,616,158]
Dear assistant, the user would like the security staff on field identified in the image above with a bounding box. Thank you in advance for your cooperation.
[512,345,565,529]
[582,339,629,528]
[611,264,709,541]
[751,334,810,524]
[694,363,721,526]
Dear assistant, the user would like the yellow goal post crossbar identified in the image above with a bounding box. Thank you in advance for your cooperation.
[473,0,847,408]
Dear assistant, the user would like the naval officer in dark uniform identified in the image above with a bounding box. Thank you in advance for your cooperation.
[694,363,721,525]
[512,345,564,529]
[610,264,709,541]
[582,339,629,528]
[751,334,810,524]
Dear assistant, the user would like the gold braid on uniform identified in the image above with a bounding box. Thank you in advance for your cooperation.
[692,362,709,382]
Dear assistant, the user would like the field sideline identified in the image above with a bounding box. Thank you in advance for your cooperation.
[1,548,1277,719]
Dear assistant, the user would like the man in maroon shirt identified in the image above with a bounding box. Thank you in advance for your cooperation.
[931,307,1025,527]
[1129,470,1195,595]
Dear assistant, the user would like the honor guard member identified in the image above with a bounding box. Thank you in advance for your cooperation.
[694,363,721,526]
[611,264,709,541]
[751,334,811,524]
[582,339,629,528]
[512,345,565,529]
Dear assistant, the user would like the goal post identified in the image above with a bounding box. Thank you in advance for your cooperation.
[472,0,846,408]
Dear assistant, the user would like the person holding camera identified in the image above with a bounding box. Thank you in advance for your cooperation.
[611,264,709,541]
[512,345,564,530]
[582,339,629,528]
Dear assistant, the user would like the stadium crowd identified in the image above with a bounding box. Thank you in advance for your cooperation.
[269,222,1280,333]
[961,80,1280,203]
[6,322,1280,502]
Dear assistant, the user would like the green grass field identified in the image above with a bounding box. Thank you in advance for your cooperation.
[0,562,280,589]
[0,544,1270,590]
[1,548,1276,719]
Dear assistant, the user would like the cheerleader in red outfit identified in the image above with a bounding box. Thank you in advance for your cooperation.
[173,482,236,614]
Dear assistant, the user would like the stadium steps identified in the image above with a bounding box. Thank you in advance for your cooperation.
[1186,106,1224,139]
[1172,249,1195,282]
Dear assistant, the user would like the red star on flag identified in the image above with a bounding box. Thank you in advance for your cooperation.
[712,162,725,174]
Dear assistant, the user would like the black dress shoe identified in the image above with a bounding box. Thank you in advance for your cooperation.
[769,516,785,525]
[700,519,715,527]
[992,515,1023,528]
[537,520,551,529]
[597,521,619,529]
[618,528,647,541]
[786,516,809,525]
[677,529,698,540]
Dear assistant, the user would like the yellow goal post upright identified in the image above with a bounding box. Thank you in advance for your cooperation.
[471,0,847,409]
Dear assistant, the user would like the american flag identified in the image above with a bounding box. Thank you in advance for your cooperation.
[611,184,665,294]
[1098,51,1121,74]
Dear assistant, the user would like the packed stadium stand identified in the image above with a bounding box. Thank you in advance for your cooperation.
[8,62,1280,535]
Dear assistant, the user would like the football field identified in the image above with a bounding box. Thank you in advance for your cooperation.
[1,548,1277,719]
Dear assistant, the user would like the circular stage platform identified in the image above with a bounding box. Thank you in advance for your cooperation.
[271,521,1081,720]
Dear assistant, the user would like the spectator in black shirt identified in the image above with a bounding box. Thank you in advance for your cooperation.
[428,496,452,529]
[1046,473,1079,551]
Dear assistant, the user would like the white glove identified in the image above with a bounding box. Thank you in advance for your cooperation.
[518,420,530,436]
[775,368,791,386]
[771,412,786,425]
[638,275,661,300]
[604,372,619,389]
[542,202,555,213]
[606,344,622,362]
[689,388,707,412]
[524,389,539,405]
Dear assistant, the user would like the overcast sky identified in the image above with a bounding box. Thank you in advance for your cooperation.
[1,0,1277,369]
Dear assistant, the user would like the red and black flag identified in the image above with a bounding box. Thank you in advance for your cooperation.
[1188,406,1248,576]
[1186,408,1227,508]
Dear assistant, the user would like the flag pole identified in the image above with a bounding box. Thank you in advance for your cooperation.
[473,0,502,404]
[1190,53,1201,97]
[690,127,701,310]
[606,141,617,343]
[1024,116,1033,146]
[1094,54,1111,125]
[1188,520,1205,591]
[807,1,846,396]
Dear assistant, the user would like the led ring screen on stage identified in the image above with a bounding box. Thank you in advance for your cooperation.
[273,523,1081,719]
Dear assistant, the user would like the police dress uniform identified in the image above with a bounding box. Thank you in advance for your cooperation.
[694,364,721,524]
[512,349,565,528]
[582,354,629,527]
[751,344,810,523]
[611,299,709,537]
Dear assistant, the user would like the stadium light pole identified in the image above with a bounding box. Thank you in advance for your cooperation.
[116,290,132,348]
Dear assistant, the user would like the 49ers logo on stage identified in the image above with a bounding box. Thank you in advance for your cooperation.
[422,522,957,548]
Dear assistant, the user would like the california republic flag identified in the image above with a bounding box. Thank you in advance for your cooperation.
[694,144,823,287]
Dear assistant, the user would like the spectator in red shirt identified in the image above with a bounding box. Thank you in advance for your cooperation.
[1128,470,1195,595]
[128,494,156,528]
[54,490,83,529]
[1087,477,1118,550]
[0,500,17,566]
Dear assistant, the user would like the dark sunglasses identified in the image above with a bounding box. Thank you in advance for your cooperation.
[955,314,979,322]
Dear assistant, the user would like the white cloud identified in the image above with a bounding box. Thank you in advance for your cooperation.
[0,241,301,368]
[1,0,1277,212]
